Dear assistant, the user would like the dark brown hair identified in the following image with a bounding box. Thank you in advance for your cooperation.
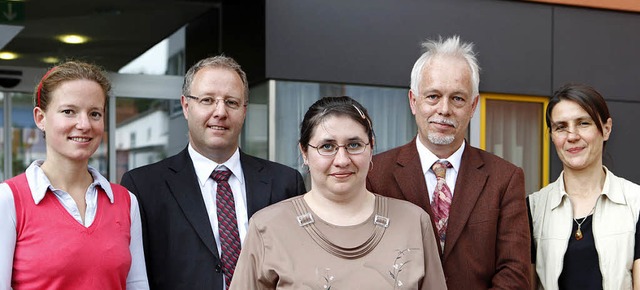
[546,83,610,136]
[299,96,375,152]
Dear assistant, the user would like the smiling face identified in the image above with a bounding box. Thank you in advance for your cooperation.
[301,115,372,198]
[182,66,247,163]
[550,100,611,172]
[34,79,106,164]
[409,55,478,158]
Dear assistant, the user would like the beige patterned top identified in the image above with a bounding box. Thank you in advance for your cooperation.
[229,195,446,290]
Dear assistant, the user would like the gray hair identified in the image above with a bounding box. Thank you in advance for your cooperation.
[409,35,480,98]
[182,55,249,100]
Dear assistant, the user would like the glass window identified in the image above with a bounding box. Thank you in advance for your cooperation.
[0,91,109,180]
[241,82,269,159]
[90,137,109,178]
[0,92,4,180]
[274,80,416,175]
[484,96,547,194]
[9,92,45,177]
[115,97,186,183]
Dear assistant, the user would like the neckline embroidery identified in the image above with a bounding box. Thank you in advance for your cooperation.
[292,195,390,259]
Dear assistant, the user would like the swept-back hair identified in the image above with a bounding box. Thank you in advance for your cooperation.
[546,83,610,137]
[409,35,480,98]
[35,60,110,110]
[182,55,249,100]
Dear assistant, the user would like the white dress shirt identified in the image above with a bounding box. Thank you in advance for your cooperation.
[416,138,465,202]
[0,160,149,290]
[187,144,249,255]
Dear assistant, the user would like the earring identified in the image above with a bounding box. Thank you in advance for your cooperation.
[301,161,310,174]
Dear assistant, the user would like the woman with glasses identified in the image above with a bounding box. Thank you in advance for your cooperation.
[528,84,640,289]
[229,96,446,289]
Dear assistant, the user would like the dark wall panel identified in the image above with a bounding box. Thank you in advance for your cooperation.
[602,101,640,183]
[186,8,221,70]
[553,7,640,101]
[222,1,266,85]
[264,0,640,184]
[186,2,266,86]
[551,6,640,184]
[266,0,552,95]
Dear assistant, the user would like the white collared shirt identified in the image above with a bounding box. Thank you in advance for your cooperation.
[416,138,465,202]
[0,160,149,290]
[187,144,249,255]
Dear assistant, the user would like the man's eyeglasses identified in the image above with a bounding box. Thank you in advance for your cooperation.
[185,95,246,110]
[308,141,370,156]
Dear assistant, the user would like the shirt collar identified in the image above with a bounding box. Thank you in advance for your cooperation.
[188,144,244,185]
[25,160,113,204]
[549,166,623,209]
[601,166,624,204]
[549,171,568,210]
[416,138,465,175]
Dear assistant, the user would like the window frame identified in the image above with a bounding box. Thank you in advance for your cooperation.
[479,93,550,188]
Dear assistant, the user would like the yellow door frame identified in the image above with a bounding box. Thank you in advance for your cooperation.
[479,93,550,187]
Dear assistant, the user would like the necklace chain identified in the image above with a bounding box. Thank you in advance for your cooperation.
[573,204,596,241]
[573,204,596,225]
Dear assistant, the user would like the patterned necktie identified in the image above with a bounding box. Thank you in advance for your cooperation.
[212,170,241,288]
[431,160,453,250]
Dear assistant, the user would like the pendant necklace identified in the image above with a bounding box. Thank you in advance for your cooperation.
[573,205,596,240]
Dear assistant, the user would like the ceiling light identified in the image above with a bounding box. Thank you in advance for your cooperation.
[42,56,60,64]
[58,34,89,44]
[0,51,18,60]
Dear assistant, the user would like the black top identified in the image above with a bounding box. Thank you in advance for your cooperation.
[557,215,602,290]
[636,213,640,260]
[528,198,640,290]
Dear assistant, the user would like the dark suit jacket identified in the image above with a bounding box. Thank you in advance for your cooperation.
[121,147,306,290]
[366,138,530,290]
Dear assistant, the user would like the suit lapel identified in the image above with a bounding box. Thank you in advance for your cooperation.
[241,152,272,218]
[443,144,487,260]
[393,140,431,214]
[393,139,441,254]
[166,149,219,258]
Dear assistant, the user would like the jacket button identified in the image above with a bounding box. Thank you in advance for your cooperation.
[215,264,222,273]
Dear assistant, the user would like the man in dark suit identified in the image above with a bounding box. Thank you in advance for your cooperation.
[367,36,530,289]
[121,56,306,289]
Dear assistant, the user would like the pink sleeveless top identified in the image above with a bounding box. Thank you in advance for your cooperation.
[6,173,132,290]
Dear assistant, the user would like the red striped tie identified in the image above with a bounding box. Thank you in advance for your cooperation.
[212,170,241,288]
[431,160,453,251]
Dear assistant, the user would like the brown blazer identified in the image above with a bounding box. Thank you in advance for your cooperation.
[367,138,530,290]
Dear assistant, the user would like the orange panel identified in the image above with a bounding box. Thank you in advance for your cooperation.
[525,0,640,12]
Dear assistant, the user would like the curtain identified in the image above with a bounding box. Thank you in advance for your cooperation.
[486,99,542,194]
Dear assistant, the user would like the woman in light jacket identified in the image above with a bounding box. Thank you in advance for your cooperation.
[528,83,640,290]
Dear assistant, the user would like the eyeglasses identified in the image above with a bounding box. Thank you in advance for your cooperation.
[550,120,596,137]
[185,95,246,110]
[308,141,370,156]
